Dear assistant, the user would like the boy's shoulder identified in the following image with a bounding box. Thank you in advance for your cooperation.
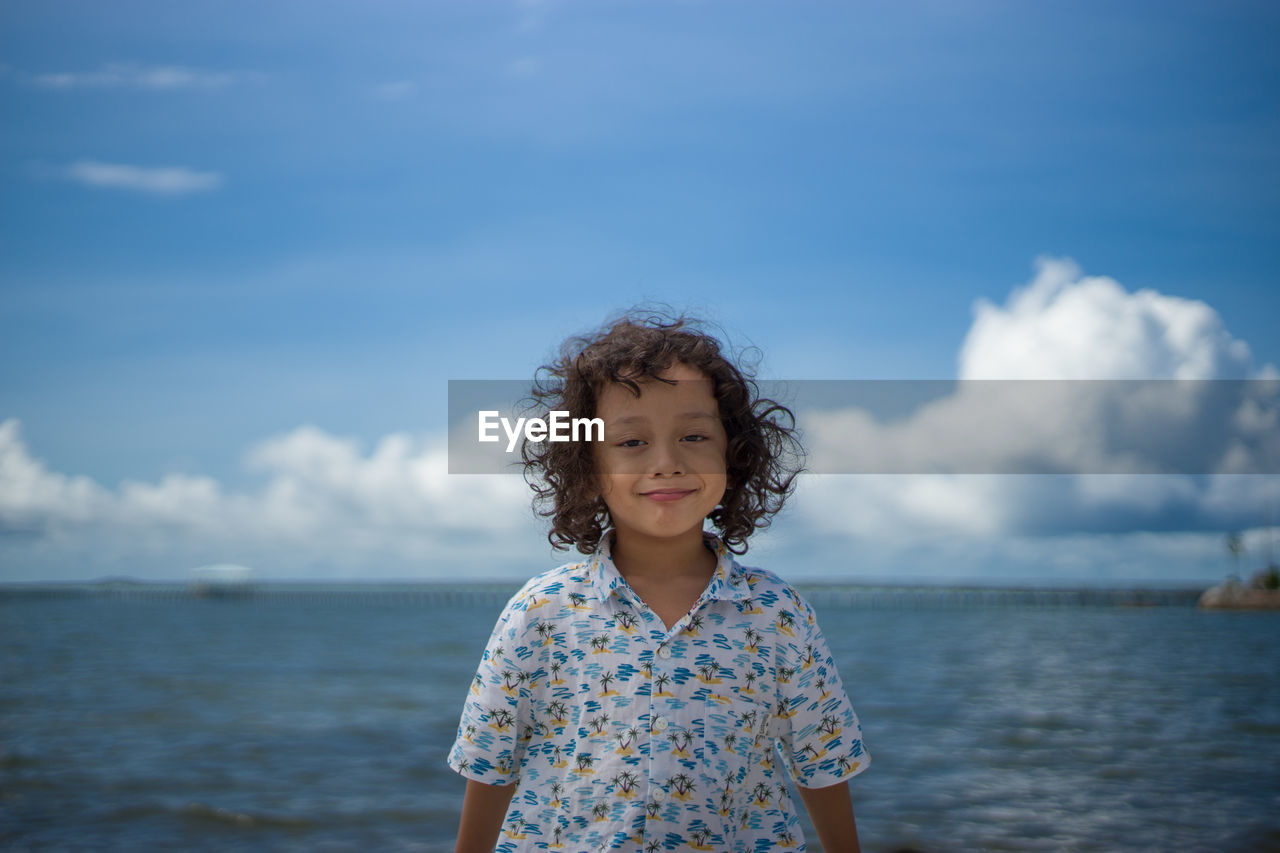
[730,560,818,621]
[499,556,598,615]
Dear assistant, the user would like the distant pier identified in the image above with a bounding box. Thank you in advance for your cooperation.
[0,581,1205,609]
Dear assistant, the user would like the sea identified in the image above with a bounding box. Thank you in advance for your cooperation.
[2,583,1278,852]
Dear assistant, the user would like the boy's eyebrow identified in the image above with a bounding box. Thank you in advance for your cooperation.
[611,411,719,425]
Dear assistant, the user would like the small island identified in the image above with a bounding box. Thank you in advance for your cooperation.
[1199,566,1280,610]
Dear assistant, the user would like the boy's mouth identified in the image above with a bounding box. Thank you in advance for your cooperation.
[640,488,697,502]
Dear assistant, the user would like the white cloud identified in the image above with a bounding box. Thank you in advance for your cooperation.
[793,258,1280,541]
[65,160,223,195]
[32,62,241,91]
[959,256,1259,380]
[0,419,108,527]
[0,419,534,581]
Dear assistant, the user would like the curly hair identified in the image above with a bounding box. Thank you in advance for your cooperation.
[520,309,804,555]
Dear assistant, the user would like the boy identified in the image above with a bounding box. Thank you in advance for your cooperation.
[450,315,868,852]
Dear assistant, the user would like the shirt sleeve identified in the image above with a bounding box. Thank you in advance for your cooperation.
[446,584,541,786]
[774,587,870,788]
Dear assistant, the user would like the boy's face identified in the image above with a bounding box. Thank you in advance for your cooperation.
[592,362,728,545]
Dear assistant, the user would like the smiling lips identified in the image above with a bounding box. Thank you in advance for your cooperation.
[640,488,697,502]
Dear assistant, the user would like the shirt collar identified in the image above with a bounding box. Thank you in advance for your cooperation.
[588,528,751,607]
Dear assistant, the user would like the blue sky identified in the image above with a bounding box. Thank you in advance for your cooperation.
[2,1,1278,583]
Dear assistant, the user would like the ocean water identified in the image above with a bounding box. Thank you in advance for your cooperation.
[2,586,1278,852]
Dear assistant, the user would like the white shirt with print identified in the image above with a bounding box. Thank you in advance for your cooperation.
[448,529,869,852]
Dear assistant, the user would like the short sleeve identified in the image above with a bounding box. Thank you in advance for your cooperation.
[774,589,870,788]
[446,585,541,786]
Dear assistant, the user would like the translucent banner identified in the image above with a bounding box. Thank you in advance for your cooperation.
[447,379,1280,475]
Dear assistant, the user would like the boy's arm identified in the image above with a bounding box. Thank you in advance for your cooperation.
[454,778,516,853]
[797,780,861,853]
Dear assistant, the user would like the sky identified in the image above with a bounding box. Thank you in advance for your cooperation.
[2,0,1278,585]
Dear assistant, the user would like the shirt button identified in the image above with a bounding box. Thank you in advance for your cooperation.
[652,715,668,732]
[652,788,668,804]
[657,644,672,659]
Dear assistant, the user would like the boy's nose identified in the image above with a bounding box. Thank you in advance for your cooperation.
[647,440,685,476]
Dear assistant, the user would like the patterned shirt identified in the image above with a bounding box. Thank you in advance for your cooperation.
[447,530,869,852]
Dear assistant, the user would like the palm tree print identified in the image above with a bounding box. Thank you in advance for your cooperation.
[689,827,714,848]
[590,633,611,653]
[487,707,515,731]
[696,660,722,684]
[837,754,860,775]
[574,752,595,774]
[549,661,565,685]
[500,669,524,694]
[743,627,761,653]
[751,782,773,807]
[598,670,617,696]
[686,614,705,635]
[587,713,610,735]
[567,591,588,610]
[777,610,796,637]
[547,700,569,725]
[548,780,564,807]
[801,643,816,669]
[535,621,555,645]
[611,770,639,799]
[818,714,841,741]
[777,665,795,684]
[669,772,696,801]
[652,673,673,696]
[667,729,693,757]
[645,841,662,853]
[615,726,640,755]
[504,816,528,839]
[615,612,639,633]
[591,800,610,821]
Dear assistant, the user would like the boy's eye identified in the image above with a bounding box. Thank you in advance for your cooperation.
[682,434,708,442]
[619,439,645,448]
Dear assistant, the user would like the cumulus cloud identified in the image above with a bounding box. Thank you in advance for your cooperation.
[0,419,108,530]
[65,160,223,195]
[794,257,1280,542]
[959,256,1261,381]
[31,62,242,91]
[0,419,533,581]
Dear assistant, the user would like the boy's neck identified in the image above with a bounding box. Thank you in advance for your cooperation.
[610,526,716,583]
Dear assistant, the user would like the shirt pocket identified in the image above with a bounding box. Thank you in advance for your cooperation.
[700,691,774,791]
